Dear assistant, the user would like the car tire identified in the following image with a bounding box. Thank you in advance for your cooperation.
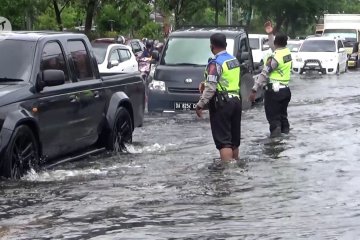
[336,64,340,75]
[0,125,40,179]
[105,107,133,152]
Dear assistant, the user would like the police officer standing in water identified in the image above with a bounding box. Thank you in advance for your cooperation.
[196,33,242,169]
[249,22,292,138]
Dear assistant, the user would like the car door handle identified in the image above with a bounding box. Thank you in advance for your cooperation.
[93,91,100,98]
[69,95,79,103]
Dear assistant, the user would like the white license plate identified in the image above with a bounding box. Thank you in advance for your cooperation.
[174,102,197,110]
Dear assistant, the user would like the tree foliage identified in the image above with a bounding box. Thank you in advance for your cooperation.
[0,0,359,38]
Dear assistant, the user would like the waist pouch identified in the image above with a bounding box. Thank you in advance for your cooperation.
[213,92,230,109]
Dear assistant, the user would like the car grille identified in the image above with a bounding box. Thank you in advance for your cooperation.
[305,59,320,63]
[168,87,199,94]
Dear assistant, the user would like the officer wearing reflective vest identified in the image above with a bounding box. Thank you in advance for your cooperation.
[249,33,292,138]
[196,33,242,168]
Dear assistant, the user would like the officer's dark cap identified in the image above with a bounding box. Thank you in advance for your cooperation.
[210,33,227,48]
[274,33,288,47]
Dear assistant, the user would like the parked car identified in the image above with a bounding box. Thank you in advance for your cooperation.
[92,38,145,57]
[0,32,145,179]
[287,40,304,68]
[147,26,262,112]
[292,36,347,74]
[248,34,272,65]
[125,39,146,57]
[92,43,139,73]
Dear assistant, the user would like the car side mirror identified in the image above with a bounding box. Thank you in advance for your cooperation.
[263,44,270,51]
[292,48,299,52]
[42,69,65,87]
[339,48,345,53]
[108,59,119,68]
[151,50,160,61]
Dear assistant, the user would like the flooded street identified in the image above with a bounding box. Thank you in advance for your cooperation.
[1,71,360,239]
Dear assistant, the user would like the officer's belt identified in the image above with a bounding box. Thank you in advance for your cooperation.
[218,91,240,98]
[270,79,289,87]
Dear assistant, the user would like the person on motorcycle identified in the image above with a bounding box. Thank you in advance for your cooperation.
[115,35,126,44]
[140,40,154,58]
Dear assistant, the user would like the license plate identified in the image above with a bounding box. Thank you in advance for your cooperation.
[174,102,197,110]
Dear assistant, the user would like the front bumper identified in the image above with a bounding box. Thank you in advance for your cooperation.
[148,90,201,112]
[293,59,337,74]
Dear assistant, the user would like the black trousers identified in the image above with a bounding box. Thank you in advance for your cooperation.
[209,97,242,150]
[264,87,292,133]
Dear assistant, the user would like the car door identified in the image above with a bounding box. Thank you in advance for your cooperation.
[67,39,106,147]
[108,47,123,72]
[34,41,85,159]
[119,48,136,72]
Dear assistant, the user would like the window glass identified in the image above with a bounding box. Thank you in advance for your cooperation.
[119,49,131,61]
[338,40,344,49]
[161,37,234,65]
[249,38,260,49]
[109,50,121,62]
[300,40,336,52]
[68,40,95,81]
[131,42,141,53]
[41,41,69,82]
[0,40,35,81]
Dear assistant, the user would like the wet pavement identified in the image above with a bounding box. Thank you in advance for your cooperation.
[1,71,360,239]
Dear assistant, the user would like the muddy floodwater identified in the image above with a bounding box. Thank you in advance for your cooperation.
[1,71,360,239]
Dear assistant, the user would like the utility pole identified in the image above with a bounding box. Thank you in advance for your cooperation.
[226,0,233,25]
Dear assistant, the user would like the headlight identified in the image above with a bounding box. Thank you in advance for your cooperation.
[149,80,165,91]
[296,58,302,62]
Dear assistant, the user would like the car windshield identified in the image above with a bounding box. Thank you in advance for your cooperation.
[323,29,357,47]
[161,37,235,66]
[287,42,301,52]
[249,38,260,49]
[91,43,108,64]
[299,40,336,52]
[0,39,36,81]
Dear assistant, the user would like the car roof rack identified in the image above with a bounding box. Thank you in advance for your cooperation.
[176,25,246,32]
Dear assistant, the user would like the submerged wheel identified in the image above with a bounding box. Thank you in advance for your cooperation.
[0,125,39,179]
[106,107,133,152]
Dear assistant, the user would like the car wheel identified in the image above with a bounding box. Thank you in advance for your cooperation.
[106,107,133,152]
[336,64,340,75]
[0,125,39,179]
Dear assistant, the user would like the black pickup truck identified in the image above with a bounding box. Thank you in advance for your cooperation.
[0,32,145,179]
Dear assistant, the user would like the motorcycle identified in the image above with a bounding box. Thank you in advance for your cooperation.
[137,56,152,84]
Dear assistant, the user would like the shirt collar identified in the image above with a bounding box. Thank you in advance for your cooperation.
[215,50,227,56]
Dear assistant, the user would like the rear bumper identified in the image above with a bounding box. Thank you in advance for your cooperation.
[347,60,357,68]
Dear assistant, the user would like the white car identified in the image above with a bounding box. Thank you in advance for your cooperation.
[292,37,347,74]
[249,34,272,64]
[287,40,303,56]
[92,43,138,73]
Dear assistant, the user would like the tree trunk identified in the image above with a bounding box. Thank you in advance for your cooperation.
[53,0,63,31]
[215,0,219,25]
[245,3,252,28]
[85,0,97,36]
[274,15,285,33]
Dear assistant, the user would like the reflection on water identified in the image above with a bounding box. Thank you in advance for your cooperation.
[2,72,360,239]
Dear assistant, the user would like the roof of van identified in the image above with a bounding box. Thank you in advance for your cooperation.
[170,26,246,38]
